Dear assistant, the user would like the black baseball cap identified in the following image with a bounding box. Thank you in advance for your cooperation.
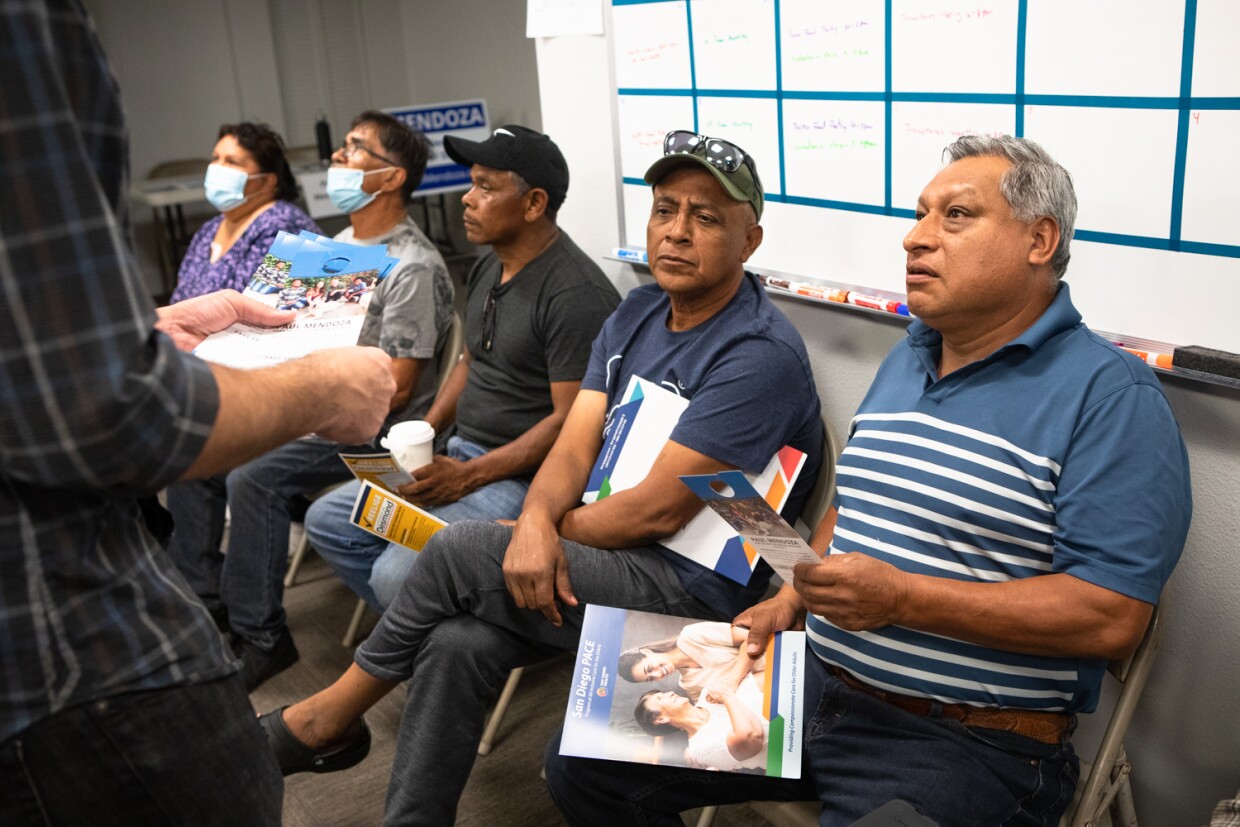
[444,125,569,212]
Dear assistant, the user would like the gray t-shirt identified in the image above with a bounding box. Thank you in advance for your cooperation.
[336,217,455,430]
[457,231,620,451]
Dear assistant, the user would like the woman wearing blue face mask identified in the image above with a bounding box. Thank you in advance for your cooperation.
[169,122,321,303]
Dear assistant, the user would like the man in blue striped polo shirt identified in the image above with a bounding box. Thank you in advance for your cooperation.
[545,136,1192,826]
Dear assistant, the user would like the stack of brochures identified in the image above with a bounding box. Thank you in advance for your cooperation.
[193,230,399,369]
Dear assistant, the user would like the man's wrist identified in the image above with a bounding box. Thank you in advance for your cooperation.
[519,501,561,531]
[776,586,808,623]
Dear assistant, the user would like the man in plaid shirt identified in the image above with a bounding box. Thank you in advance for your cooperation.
[0,2,395,823]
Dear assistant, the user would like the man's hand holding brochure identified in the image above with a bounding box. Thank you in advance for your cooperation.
[192,230,400,368]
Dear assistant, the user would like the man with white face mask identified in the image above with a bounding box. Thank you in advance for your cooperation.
[166,110,454,691]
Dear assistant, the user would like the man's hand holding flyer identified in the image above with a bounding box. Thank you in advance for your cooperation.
[193,230,399,368]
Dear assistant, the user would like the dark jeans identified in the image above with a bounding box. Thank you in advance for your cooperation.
[166,436,365,649]
[544,655,1079,827]
[0,674,282,826]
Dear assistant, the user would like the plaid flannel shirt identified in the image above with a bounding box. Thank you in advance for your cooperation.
[1213,793,1240,827]
[0,0,234,743]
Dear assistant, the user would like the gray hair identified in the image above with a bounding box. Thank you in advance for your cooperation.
[943,135,1077,279]
[509,170,558,220]
[510,170,531,196]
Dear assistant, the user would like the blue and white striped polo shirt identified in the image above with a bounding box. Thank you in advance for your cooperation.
[807,285,1192,714]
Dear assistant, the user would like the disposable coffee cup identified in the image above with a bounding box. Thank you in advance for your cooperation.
[380,420,435,475]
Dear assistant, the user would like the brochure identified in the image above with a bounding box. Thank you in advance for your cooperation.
[338,452,414,494]
[348,480,446,553]
[192,231,400,368]
[679,471,823,585]
[583,375,806,585]
[559,605,806,778]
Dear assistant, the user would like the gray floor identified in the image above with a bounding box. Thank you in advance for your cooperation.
[253,536,777,827]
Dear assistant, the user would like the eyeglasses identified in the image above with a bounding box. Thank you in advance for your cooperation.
[337,137,400,167]
[481,288,497,351]
[662,130,753,175]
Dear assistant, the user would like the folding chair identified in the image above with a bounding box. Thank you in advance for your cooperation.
[478,667,525,755]
[1068,601,1165,827]
[696,604,1167,827]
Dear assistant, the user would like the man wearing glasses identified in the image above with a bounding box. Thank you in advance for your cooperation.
[256,132,823,827]
[166,110,455,691]
[303,125,620,612]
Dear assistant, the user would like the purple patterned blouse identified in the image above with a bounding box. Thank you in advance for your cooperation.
[169,199,321,303]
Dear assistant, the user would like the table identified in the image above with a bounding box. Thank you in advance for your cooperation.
[130,175,207,297]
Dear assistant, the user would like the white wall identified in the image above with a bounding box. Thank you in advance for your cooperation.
[535,27,1240,827]
[402,0,542,130]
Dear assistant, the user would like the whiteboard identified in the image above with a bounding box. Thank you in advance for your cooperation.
[609,0,1240,354]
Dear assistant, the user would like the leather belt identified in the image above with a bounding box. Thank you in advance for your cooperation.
[832,667,1073,745]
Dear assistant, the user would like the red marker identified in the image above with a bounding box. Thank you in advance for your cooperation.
[847,292,910,316]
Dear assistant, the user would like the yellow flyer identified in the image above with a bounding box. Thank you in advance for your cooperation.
[338,452,414,494]
[349,480,446,552]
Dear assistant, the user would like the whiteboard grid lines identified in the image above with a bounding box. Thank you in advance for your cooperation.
[613,0,1238,260]
[1169,0,1198,251]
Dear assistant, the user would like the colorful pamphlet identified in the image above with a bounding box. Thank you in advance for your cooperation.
[679,471,823,585]
[193,231,400,368]
[338,452,415,494]
[348,480,446,553]
[583,375,806,585]
[559,605,806,778]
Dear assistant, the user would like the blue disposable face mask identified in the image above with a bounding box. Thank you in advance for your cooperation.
[203,163,266,212]
[326,166,395,214]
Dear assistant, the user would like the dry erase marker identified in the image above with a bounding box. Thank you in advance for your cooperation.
[1119,346,1173,369]
[796,285,849,303]
[613,247,648,264]
[847,292,910,316]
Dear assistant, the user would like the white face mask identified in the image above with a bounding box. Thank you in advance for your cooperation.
[326,166,395,213]
[203,163,267,212]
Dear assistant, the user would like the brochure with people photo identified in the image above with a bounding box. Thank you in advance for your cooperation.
[583,374,807,585]
[559,605,806,779]
[192,231,399,368]
[679,471,823,585]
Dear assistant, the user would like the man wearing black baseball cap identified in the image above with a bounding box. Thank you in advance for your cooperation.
[443,124,570,216]
[300,125,619,621]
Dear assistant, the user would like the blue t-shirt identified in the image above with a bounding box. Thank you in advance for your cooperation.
[806,283,1192,713]
[582,272,823,617]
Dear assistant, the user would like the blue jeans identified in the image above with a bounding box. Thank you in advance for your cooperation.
[166,436,366,649]
[305,435,531,611]
[544,654,1079,827]
[351,519,722,827]
[0,674,282,826]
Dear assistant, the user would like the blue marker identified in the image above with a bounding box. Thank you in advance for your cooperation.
[613,247,648,264]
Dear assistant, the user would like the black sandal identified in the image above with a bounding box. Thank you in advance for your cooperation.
[258,706,371,776]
